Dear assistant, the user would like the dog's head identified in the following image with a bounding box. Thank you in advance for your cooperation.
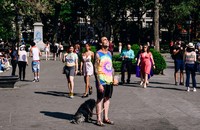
[85,99,96,110]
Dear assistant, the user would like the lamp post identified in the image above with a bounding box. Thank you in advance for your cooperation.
[186,17,192,42]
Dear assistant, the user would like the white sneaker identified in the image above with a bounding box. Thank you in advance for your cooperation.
[140,81,143,85]
[193,88,197,92]
[187,87,190,92]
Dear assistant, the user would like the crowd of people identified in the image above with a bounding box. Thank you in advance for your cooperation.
[1,37,200,126]
[170,39,200,92]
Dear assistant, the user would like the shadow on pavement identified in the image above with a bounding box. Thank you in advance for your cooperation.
[40,111,74,121]
[146,86,186,91]
[150,81,175,86]
[35,91,83,98]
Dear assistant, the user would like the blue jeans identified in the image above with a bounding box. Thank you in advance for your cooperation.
[185,64,196,88]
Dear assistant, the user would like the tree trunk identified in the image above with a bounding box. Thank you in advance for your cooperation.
[154,0,160,52]
[52,3,61,43]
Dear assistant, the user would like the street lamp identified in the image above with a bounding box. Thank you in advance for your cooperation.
[186,17,192,42]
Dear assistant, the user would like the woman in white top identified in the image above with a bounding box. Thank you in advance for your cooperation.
[18,46,28,81]
[63,45,78,98]
[80,43,94,98]
[44,41,50,60]
[58,42,64,61]
[184,42,197,92]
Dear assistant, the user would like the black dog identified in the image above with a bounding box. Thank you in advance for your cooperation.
[71,99,96,124]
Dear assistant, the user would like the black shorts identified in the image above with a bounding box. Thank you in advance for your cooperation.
[96,83,113,100]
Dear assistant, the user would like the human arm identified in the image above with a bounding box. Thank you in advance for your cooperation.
[137,54,141,66]
[75,54,78,74]
[94,53,104,92]
[29,47,32,57]
[80,54,84,74]
[150,53,156,69]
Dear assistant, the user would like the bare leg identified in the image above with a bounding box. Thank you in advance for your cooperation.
[69,76,74,93]
[143,73,148,88]
[180,71,184,83]
[84,76,90,95]
[96,99,103,122]
[174,71,178,84]
[67,78,71,93]
[103,97,110,120]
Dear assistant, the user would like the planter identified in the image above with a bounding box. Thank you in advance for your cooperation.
[0,76,19,88]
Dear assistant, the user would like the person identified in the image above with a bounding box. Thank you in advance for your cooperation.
[183,43,197,92]
[44,41,50,60]
[118,42,122,53]
[137,44,155,88]
[80,43,94,98]
[196,42,200,72]
[29,42,41,82]
[135,44,143,83]
[94,36,115,126]
[18,45,28,81]
[52,42,58,61]
[120,44,135,84]
[10,45,18,76]
[58,42,64,61]
[172,40,185,85]
[0,52,5,72]
[63,45,78,98]
[108,40,114,55]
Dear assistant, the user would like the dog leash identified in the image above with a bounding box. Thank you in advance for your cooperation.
[87,105,105,115]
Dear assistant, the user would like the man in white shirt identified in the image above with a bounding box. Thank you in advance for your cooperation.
[29,42,41,82]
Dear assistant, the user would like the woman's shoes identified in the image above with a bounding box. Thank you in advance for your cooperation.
[89,86,93,95]
[82,93,89,98]
[143,83,147,88]
[140,81,143,85]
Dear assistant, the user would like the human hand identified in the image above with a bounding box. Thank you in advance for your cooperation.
[98,85,104,93]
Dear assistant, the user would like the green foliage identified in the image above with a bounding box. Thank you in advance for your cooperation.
[113,61,122,72]
[112,54,121,61]
[81,46,97,53]
[150,49,167,74]
[131,44,140,56]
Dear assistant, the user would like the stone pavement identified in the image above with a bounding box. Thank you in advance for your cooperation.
[0,54,200,130]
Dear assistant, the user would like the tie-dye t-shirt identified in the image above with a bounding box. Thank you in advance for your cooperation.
[97,51,113,85]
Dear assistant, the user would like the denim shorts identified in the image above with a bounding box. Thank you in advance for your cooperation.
[174,59,184,72]
[32,61,40,73]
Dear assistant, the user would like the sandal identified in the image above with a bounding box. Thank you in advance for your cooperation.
[103,119,114,125]
[96,121,105,127]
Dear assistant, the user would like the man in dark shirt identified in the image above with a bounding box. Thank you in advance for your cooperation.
[172,40,184,85]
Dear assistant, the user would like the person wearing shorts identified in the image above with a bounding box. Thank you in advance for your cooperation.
[94,37,116,127]
[172,40,185,85]
[29,42,41,82]
[63,45,78,98]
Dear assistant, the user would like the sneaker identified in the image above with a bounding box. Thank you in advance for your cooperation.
[69,93,74,98]
[32,79,37,82]
[140,81,143,85]
[187,87,190,92]
[36,79,39,82]
[193,88,197,92]
[179,82,184,85]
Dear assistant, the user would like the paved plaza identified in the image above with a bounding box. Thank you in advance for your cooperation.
[0,54,200,130]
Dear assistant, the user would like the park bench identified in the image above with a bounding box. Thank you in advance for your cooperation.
[0,76,19,88]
